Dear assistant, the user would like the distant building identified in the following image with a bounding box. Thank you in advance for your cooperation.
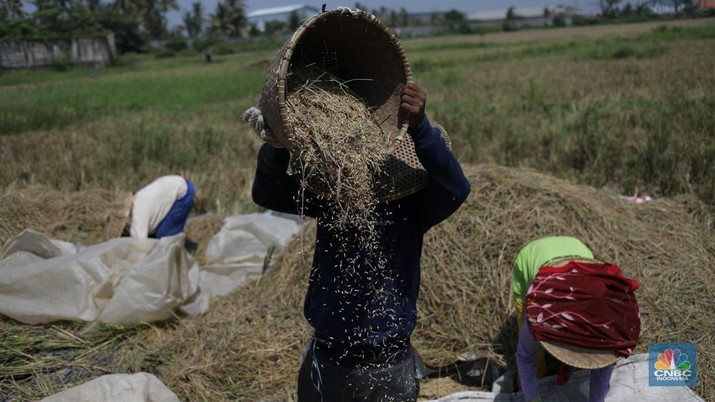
[406,11,436,25]
[0,35,116,69]
[469,5,582,28]
[694,0,715,9]
[247,4,321,31]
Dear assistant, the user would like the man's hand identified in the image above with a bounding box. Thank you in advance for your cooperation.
[400,82,427,130]
[241,107,285,148]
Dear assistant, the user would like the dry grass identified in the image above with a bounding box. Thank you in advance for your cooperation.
[421,38,715,109]
[0,185,131,246]
[415,29,715,202]
[0,109,263,217]
[0,184,227,263]
[94,164,714,401]
[182,213,227,267]
[2,20,713,209]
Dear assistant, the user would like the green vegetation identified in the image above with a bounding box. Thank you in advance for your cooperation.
[410,20,715,203]
[1,20,714,210]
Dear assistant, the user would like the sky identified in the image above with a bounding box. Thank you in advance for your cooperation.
[167,1,602,27]
[240,0,598,14]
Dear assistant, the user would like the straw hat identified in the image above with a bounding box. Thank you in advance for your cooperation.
[541,340,622,370]
[535,257,622,370]
[102,192,133,240]
[258,7,449,203]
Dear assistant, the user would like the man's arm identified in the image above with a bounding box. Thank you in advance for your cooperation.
[252,143,304,215]
[401,83,471,228]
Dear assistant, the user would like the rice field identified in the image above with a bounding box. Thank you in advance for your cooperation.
[1,17,714,402]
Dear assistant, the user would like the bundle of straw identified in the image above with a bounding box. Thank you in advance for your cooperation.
[284,65,393,256]
[285,65,389,208]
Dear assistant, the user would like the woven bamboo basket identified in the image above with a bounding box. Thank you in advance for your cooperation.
[258,7,448,203]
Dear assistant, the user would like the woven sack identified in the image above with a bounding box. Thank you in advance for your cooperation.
[102,192,133,240]
[258,7,449,203]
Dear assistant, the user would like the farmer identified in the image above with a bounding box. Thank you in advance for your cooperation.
[124,175,196,239]
[512,236,641,402]
[245,82,470,401]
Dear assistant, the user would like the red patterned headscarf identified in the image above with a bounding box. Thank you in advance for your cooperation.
[526,260,641,357]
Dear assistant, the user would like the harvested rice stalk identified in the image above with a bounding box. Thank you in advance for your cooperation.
[284,65,392,252]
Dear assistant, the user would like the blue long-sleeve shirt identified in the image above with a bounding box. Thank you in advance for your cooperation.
[252,117,470,361]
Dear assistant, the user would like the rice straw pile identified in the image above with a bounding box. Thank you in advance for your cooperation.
[118,164,714,401]
[0,185,131,246]
[284,65,391,242]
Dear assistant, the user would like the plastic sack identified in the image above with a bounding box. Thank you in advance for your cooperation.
[40,372,181,402]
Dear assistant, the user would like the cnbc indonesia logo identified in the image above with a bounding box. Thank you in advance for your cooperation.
[650,343,696,386]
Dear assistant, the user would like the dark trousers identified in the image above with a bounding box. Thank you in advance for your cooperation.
[297,339,419,402]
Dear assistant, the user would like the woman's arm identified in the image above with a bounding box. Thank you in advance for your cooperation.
[589,364,614,402]
[516,320,542,402]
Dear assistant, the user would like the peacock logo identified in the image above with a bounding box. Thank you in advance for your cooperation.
[649,343,697,387]
[654,348,691,370]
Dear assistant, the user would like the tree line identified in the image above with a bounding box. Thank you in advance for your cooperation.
[0,0,247,53]
[0,1,480,54]
[1,1,711,55]
[598,0,713,18]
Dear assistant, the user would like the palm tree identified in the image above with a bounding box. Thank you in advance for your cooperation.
[82,0,102,12]
[209,0,245,38]
[110,0,144,16]
[142,0,178,38]
[37,0,81,9]
[31,0,61,11]
[182,1,203,39]
[109,0,177,38]
[209,1,232,36]
[288,9,300,30]
[1,0,26,19]
[399,7,408,26]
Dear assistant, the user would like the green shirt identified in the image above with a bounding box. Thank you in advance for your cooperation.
[511,236,594,305]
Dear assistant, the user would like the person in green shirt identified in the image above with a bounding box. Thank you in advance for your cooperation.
[511,236,640,402]
[512,236,594,323]
[512,236,595,383]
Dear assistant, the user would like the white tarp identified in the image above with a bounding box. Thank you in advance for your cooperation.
[428,354,703,402]
[0,211,304,324]
[0,229,80,260]
[180,211,303,315]
[204,211,303,267]
[40,372,181,402]
[0,230,199,325]
[4,213,305,401]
